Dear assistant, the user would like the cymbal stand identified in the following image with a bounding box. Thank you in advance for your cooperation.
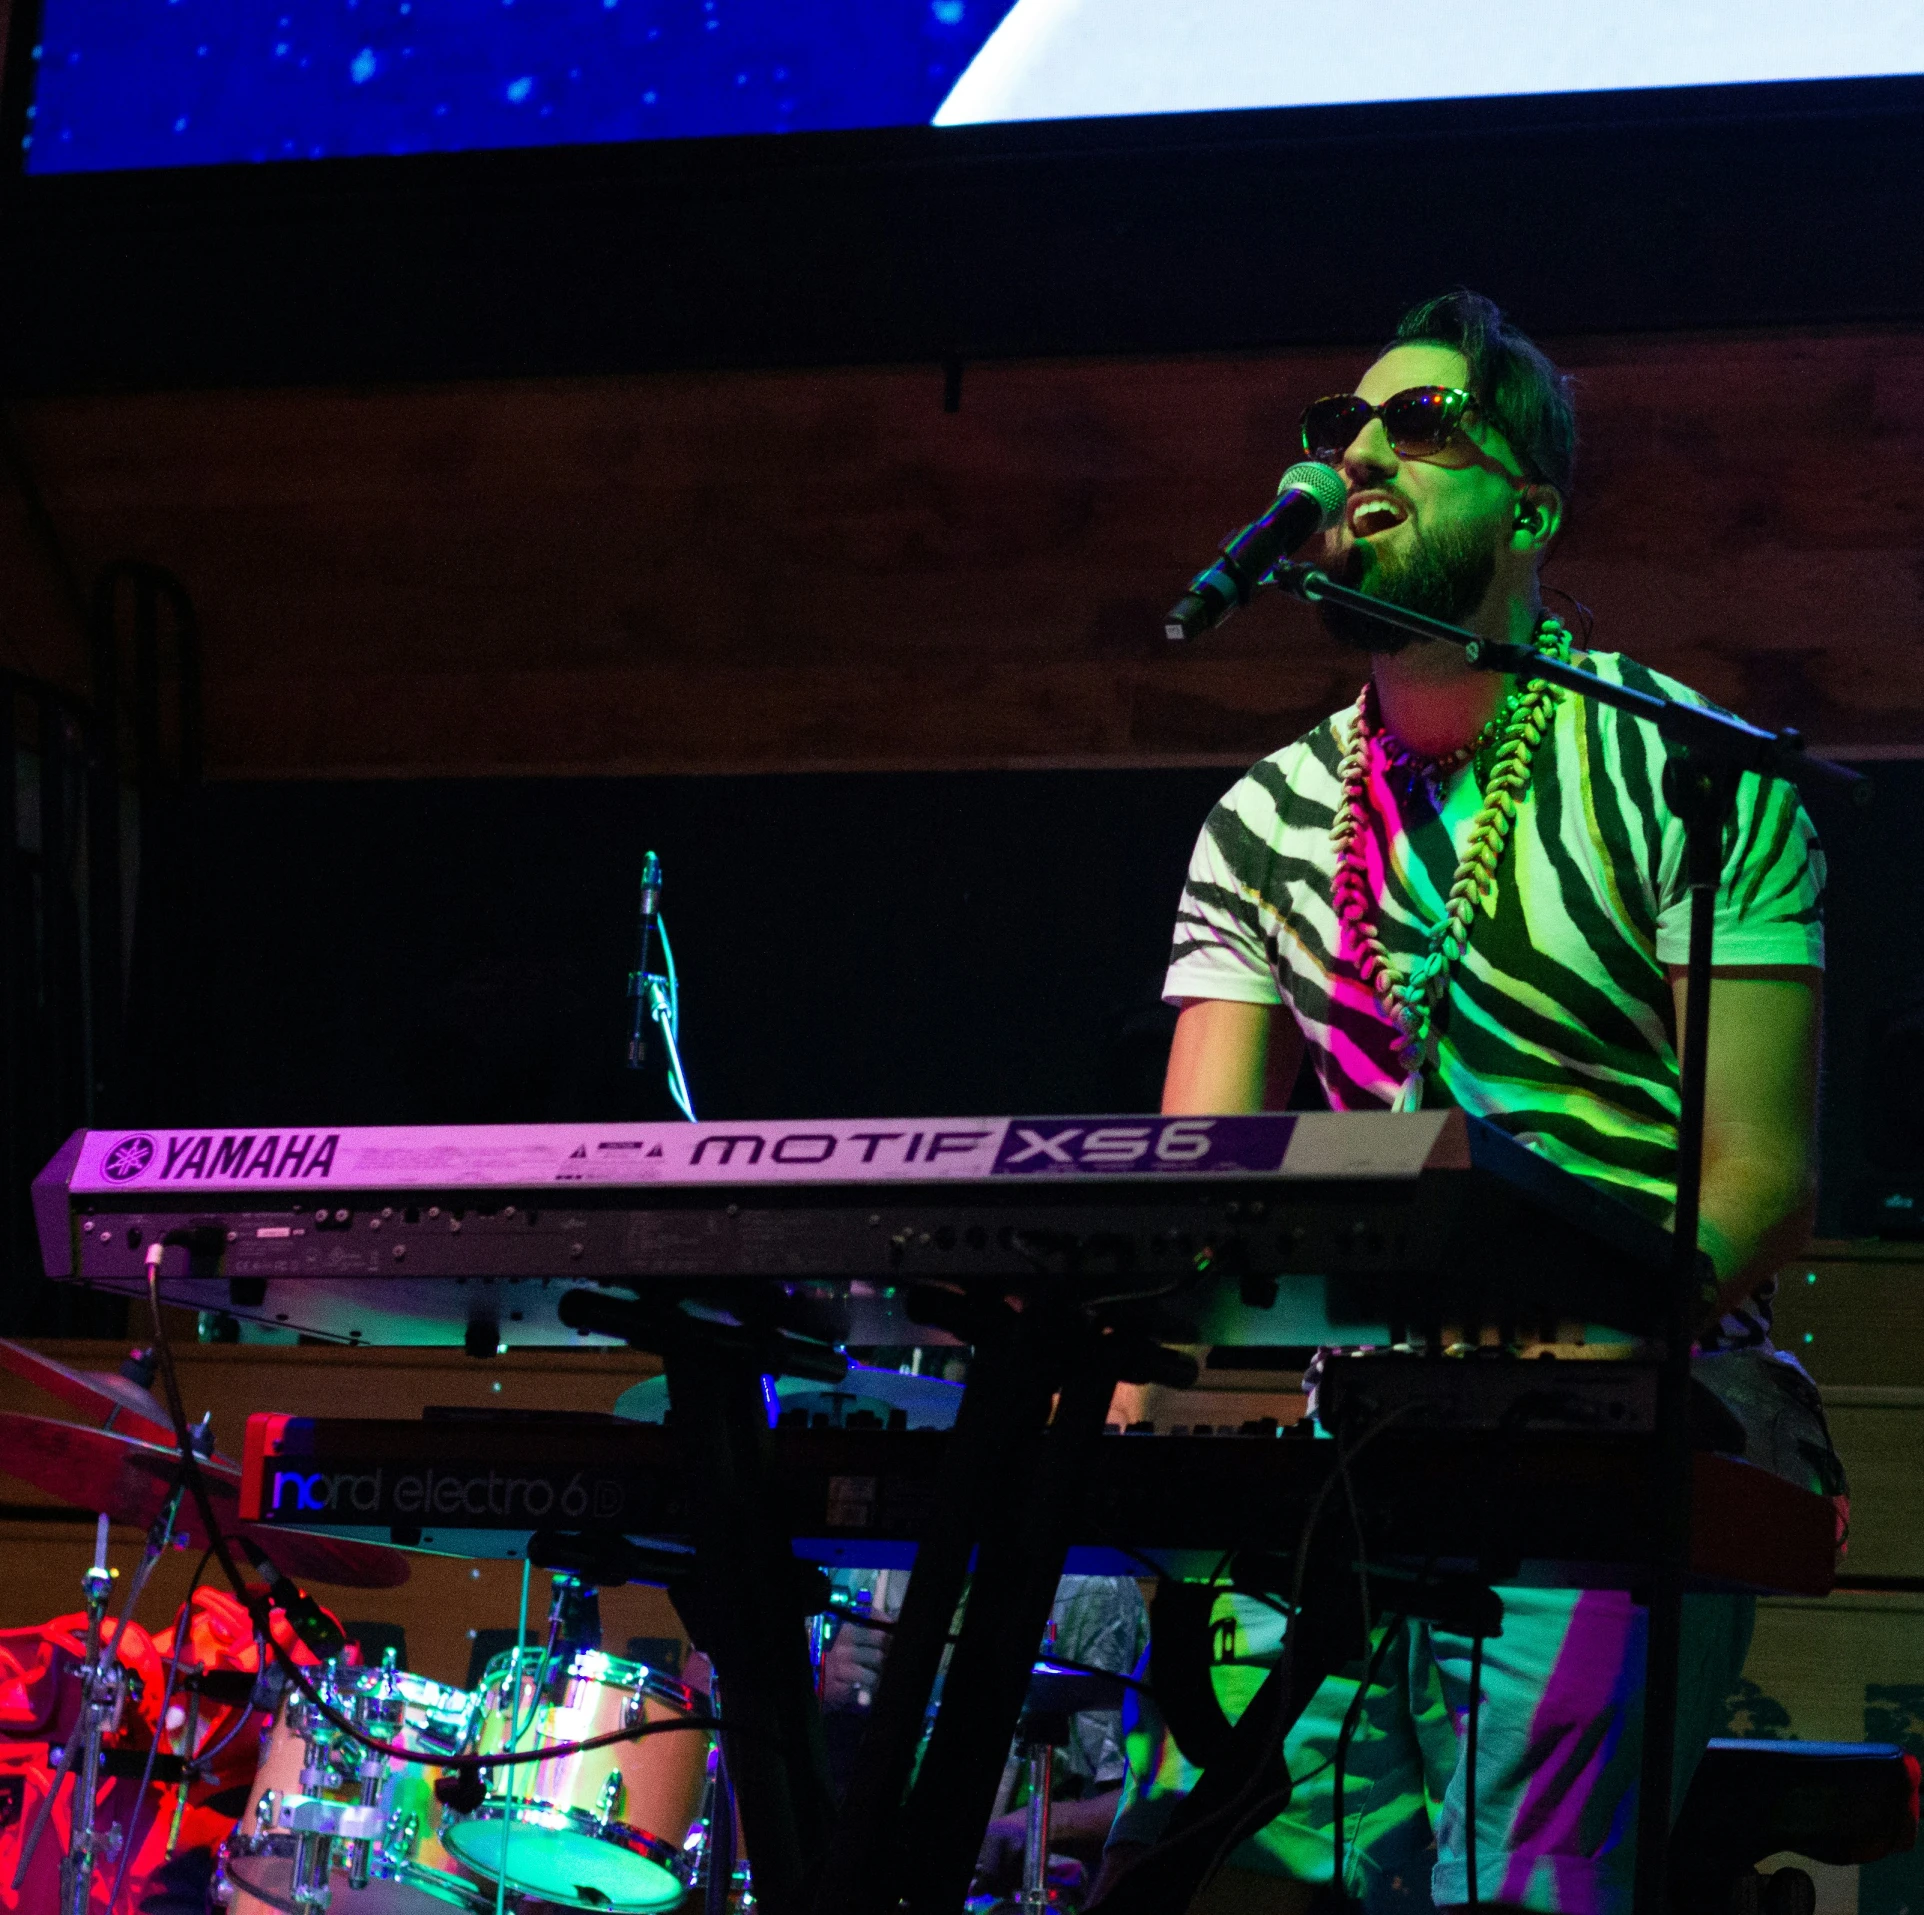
[162,1679,201,1857]
[14,1477,185,1915]
[60,1514,120,1915]
[700,1673,738,1915]
[1015,1627,1063,1915]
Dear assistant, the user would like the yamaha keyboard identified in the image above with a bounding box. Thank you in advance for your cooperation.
[34,1110,1676,1349]
[235,1407,1837,1598]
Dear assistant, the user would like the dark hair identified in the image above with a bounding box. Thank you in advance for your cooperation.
[1388,291,1576,496]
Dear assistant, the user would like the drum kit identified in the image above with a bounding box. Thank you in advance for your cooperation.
[0,1339,736,1915]
[216,1637,721,1915]
[2,1333,1109,1914]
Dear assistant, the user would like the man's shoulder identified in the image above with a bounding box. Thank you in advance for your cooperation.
[1553,650,1740,767]
[1570,650,1720,718]
[1211,708,1348,821]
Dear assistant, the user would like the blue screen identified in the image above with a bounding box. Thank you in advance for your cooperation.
[23,0,1023,171]
[22,0,1924,175]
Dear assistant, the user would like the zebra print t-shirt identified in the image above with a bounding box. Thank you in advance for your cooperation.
[1164,652,1825,1347]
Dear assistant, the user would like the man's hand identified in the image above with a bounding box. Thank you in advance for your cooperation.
[973,1788,1124,1894]
[1669,965,1821,1327]
[974,1810,1028,1891]
[819,1620,888,1713]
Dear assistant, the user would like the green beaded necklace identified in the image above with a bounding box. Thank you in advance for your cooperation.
[1329,617,1573,1111]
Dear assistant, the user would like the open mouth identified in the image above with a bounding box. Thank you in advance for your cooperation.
[1347,493,1409,539]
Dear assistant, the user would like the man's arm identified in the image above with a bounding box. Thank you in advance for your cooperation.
[1669,965,1821,1330]
[1161,999,1300,1114]
[975,1789,1123,1890]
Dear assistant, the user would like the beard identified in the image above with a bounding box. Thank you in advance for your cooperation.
[1317,513,1499,655]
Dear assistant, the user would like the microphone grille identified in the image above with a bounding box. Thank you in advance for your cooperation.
[1277,459,1347,527]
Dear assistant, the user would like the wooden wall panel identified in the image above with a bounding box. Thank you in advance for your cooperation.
[4,326,1922,775]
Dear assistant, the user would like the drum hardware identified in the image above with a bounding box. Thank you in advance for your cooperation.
[1005,1644,1126,1915]
[695,1676,739,1915]
[13,1474,190,1915]
[223,1655,485,1915]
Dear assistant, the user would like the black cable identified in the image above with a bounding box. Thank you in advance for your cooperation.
[190,1625,268,1771]
[1329,1617,1405,1909]
[1175,1406,1413,1892]
[1465,1633,1484,1910]
[1332,1435,1373,1644]
[104,1577,198,1911]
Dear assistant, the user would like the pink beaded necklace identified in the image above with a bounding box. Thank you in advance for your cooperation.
[1329,617,1573,1111]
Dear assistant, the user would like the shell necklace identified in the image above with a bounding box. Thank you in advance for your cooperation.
[1329,617,1573,1112]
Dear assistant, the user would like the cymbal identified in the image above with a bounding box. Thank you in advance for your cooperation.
[615,1361,965,1430]
[0,1337,180,1450]
[0,1412,408,1590]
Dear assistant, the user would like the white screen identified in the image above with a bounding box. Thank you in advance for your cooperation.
[936,0,1924,125]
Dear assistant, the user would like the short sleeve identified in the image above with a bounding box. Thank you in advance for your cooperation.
[1162,795,1286,1008]
[1653,769,1826,970]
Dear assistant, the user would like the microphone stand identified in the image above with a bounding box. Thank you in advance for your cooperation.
[1268,562,1865,1915]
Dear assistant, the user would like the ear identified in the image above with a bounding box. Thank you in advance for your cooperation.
[1511,484,1563,556]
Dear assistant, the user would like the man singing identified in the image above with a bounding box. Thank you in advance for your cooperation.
[1103,292,1844,1913]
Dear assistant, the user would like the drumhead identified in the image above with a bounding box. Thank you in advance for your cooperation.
[443,1816,685,1911]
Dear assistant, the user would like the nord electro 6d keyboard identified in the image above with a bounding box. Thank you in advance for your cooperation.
[234,1408,1836,1599]
[34,1110,1674,1350]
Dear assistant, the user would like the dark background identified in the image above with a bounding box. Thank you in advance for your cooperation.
[115,767,1225,1131]
[4,71,1924,391]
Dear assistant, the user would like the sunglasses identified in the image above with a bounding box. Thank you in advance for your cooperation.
[1300,385,1476,465]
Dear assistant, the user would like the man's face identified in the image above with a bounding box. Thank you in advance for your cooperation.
[1315,341,1532,654]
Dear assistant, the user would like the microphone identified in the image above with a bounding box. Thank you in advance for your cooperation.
[1165,460,1347,642]
[234,1536,348,1660]
[626,851,663,1070]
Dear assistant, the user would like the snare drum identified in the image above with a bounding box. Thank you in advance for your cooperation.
[443,1649,711,1912]
[219,1663,483,1915]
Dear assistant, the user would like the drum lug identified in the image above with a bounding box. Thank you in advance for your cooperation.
[595,1770,626,1831]
[255,1790,280,1836]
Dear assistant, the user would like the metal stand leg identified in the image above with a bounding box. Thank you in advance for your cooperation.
[1632,757,1739,1915]
[664,1344,835,1915]
[703,1678,738,1915]
[60,1528,121,1915]
[900,1356,1118,1915]
[1019,1738,1053,1915]
[810,1309,1058,1915]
